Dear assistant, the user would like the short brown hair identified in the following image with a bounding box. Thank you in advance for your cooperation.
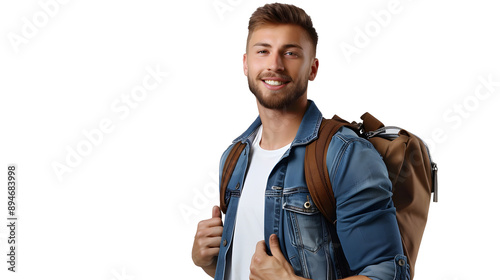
[247,3,318,54]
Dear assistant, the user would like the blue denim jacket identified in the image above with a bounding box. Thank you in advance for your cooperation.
[215,101,410,280]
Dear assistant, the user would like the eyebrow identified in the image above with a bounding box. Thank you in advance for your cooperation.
[252,42,303,50]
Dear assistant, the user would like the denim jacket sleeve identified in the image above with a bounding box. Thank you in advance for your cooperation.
[326,127,409,279]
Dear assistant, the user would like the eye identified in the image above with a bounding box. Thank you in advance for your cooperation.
[284,51,299,57]
[257,50,268,54]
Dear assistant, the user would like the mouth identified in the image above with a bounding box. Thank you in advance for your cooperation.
[263,79,289,86]
[261,77,291,90]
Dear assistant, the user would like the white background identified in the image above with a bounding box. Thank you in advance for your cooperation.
[0,0,499,279]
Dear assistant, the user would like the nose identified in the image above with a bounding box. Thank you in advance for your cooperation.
[267,52,284,72]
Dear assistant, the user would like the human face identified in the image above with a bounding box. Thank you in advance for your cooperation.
[244,24,319,110]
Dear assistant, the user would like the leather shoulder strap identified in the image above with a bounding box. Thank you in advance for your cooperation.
[219,141,247,214]
[304,116,358,224]
[360,112,384,131]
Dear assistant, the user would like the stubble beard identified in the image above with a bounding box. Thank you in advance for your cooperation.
[248,72,308,110]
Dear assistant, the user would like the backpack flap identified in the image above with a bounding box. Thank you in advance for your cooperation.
[360,112,384,131]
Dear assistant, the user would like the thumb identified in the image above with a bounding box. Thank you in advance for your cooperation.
[269,234,286,260]
[212,205,221,219]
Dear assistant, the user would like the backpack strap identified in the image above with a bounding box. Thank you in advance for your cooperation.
[304,116,359,224]
[219,141,247,214]
[360,112,384,131]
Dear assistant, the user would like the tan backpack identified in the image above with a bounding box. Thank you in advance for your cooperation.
[305,113,438,279]
[220,113,438,279]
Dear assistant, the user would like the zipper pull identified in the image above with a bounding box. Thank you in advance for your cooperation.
[432,162,438,202]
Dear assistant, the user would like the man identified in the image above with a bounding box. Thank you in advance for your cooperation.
[192,3,409,280]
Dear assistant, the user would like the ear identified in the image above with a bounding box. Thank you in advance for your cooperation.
[243,53,249,76]
[308,58,319,81]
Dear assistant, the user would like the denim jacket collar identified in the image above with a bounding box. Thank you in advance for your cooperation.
[232,100,323,147]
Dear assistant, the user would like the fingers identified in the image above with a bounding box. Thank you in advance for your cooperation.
[193,223,222,264]
[251,240,268,273]
[269,234,286,261]
[212,205,221,219]
[198,207,223,229]
[254,240,267,254]
[195,245,220,262]
[195,228,222,246]
[196,221,223,237]
[250,236,294,279]
[192,206,224,268]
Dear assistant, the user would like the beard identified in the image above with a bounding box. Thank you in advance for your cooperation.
[248,72,308,110]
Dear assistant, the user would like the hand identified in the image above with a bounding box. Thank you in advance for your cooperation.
[192,206,223,277]
[249,234,308,280]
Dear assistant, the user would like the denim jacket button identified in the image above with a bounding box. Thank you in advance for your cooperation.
[235,183,240,190]
[398,259,406,266]
[223,239,227,247]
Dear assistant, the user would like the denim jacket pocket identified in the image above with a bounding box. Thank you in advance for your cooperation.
[283,187,326,253]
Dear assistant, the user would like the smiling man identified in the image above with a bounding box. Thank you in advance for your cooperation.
[192,3,409,280]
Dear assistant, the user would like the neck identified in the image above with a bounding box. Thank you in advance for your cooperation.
[257,95,308,150]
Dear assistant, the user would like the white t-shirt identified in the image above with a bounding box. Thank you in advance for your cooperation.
[227,125,291,280]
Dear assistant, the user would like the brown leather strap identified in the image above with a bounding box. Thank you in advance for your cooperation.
[304,116,358,224]
[360,112,384,131]
[220,141,247,214]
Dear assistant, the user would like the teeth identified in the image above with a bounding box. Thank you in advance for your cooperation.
[264,80,284,86]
